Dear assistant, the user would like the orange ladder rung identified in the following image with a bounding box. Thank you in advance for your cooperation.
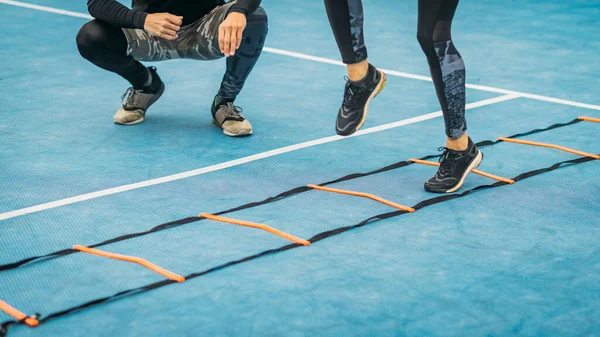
[0,300,39,327]
[408,158,515,184]
[307,185,415,213]
[578,116,600,123]
[199,213,310,246]
[498,137,600,160]
[73,246,185,283]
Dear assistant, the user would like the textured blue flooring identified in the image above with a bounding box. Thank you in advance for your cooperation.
[0,0,598,336]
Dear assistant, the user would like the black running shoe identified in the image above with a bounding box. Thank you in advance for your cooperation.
[335,64,386,136]
[424,138,483,193]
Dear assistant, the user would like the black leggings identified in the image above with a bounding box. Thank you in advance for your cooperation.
[76,20,149,88]
[324,0,467,139]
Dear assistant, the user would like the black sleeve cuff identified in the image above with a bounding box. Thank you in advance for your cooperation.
[133,11,148,29]
[229,6,248,16]
[229,0,261,17]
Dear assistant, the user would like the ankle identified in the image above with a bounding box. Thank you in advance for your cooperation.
[446,134,469,151]
[132,68,150,89]
[347,60,369,82]
[136,67,161,93]
[214,95,235,107]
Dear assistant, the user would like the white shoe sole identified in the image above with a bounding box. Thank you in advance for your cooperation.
[223,129,253,137]
[445,150,484,193]
[212,119,253,137]
[114,82,165,126]
[114,116,145,125]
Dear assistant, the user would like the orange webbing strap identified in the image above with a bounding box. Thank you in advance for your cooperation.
[0,300,38,327]
[73,246,185,283]
[498,137,600,160]
[199,213,311,246]
[408,158,515,184]
[307,185,416,213]
[578,116,600,123]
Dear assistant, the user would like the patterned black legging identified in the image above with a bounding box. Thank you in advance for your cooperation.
[324,0,466,139]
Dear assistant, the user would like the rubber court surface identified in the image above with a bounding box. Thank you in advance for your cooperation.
[0,0,599,336]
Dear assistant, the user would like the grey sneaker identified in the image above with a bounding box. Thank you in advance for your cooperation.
[114,68,164,125]
[211,98,252,137]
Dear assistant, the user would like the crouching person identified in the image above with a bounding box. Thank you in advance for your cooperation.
[76,0,267,136]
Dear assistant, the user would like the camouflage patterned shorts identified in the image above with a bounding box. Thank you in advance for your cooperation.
[122,2,235,61]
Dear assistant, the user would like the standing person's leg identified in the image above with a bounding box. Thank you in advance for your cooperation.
[324,0,368,80]
[417,0,482,193]
[417,0,466,147]
[324,0,386,136]
[76,20,165,125]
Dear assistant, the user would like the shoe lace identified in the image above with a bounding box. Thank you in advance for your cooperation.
[342,76,359,108]
[437,147,461,176]
[219,102,245,120]
[121,87,144,108]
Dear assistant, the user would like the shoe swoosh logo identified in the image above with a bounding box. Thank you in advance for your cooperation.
[340,105,356,119]
[433,176,454,182]
[336,119,355,132]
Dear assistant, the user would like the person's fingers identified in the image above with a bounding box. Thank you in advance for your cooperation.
[159,28,178,40]
[223,27,232,56]
[163,28,177,37]
[218,24,225,54]
[165,14,183,26]
[163,23,180,32]
[230,27,239,55]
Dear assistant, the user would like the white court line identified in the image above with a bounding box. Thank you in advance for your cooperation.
[0,0,92,18]
[263,48,600,111]
[0,94,519,221]
[2,0,599,111]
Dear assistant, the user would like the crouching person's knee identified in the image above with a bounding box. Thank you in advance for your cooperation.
[243,6,268,42]
[76,20,110,60]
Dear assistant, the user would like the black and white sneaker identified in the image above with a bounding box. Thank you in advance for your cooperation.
[114,67,164,125]
[424,138,483,193]
[211,96,252,137]
[336,63,386,136]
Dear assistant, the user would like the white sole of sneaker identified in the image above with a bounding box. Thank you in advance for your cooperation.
[212,120,253,137]
[223,129,253,137]
[354,70,387,133]
[445,150,484,193]
[115,116,145,126]
[114,82,165,126]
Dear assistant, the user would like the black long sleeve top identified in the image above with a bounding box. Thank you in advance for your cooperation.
[87,0,261,29]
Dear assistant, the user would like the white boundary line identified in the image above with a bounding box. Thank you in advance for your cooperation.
[0,0,92,18]
[262,50,600,111]
[0,94,519,221]
[1,0,599,111]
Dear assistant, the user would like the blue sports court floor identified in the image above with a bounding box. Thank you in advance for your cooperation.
[0,0,599,336]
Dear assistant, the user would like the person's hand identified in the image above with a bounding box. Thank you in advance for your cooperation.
[144,13,183,40]
[219,12,247,57]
